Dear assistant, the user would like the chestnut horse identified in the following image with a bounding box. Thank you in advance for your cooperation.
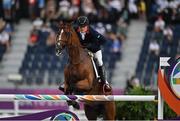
[55,22,116,120]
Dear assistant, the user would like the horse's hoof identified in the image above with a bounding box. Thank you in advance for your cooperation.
[67,101,80,110]
[103,84,112,94]
[73,104,80,109]
[58,86,64,92]
[72,101,80,109]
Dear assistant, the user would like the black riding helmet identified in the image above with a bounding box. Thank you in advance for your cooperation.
[77,16,89,27]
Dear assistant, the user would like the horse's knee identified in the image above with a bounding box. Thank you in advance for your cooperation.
[64,90,69,95]
[64,86,73,95]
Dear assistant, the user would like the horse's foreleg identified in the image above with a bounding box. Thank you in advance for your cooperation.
[64,80,80,109]
[84,104,98,120]
[64,80,69,95]
[104,101,116,120]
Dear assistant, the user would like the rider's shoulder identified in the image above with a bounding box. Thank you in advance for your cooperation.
[89,26,97,33]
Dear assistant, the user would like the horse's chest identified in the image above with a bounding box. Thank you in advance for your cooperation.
[68,66,83,81]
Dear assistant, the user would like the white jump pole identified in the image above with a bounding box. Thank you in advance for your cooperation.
[0,94,156,102]
[0,94,157,116]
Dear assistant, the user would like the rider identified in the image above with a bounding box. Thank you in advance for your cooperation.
[59,16,111,93]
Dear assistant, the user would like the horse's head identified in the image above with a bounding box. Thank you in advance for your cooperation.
[55,22,73,56]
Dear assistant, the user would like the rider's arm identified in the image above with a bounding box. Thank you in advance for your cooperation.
[90,27,106,45]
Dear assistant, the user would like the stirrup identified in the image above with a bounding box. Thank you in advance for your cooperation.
[103,83,112,94]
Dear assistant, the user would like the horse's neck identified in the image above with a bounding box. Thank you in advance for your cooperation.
[68,46,81,65]
[68,32,86,65]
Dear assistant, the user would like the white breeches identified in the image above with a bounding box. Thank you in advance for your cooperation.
[94,50,103,66]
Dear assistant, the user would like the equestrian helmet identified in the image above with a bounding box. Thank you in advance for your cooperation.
[77,16,89,27]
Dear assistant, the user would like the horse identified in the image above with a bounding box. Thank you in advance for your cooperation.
[55,22,116,120]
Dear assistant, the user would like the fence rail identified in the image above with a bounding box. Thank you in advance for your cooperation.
[0,94,157,102]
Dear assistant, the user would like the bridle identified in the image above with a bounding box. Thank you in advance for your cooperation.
[55,27,72,55]
[55,25,83,65]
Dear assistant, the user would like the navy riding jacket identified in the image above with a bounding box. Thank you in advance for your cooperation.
[73,26,107,53]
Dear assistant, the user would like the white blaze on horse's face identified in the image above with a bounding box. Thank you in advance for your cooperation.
[56,29,65,56]
[58,29,64,46]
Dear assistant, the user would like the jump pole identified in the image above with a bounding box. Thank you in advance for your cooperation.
[0,94,156,102]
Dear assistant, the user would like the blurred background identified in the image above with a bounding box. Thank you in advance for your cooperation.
[0,0,180,119]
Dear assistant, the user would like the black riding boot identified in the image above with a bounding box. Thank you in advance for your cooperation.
[98,65,111,93]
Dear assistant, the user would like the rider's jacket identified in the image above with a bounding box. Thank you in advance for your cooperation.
[73,24,106,53]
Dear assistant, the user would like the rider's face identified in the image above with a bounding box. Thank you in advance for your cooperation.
[79,25,88,33]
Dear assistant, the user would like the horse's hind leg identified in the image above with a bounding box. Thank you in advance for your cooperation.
[84,104,98,120]
[104,101,116,120]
